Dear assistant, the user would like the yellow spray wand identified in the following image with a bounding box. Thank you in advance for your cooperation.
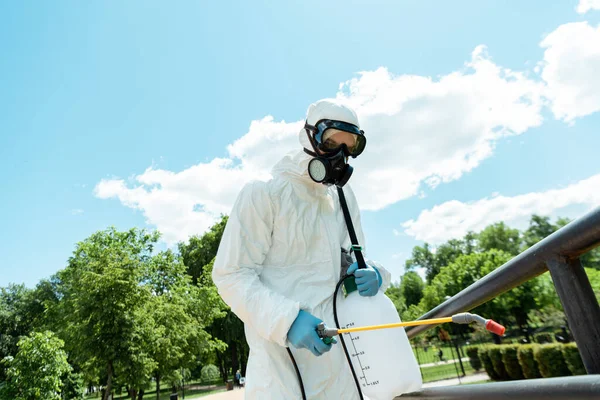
[317,312,505,343]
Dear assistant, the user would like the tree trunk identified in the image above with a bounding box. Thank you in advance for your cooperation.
[128,388,138,400]
[231,340,239,377]
[155,374,161,400]
[217,352,226,382]
[137,389,145,400]
[240,342,248,376]
[103,361,114,400]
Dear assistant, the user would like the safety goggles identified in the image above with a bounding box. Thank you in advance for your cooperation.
[306,119,367,157]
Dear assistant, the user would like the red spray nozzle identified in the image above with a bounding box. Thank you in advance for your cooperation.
[485,319,506,336]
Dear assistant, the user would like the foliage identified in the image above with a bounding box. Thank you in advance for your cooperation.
[533,332,554,344]
[1,331,71,400]
[487,346,509,381]
[477,222,521,256]
[386,271,425,316]
[142,249,224,399]
[384,282,406,316]
[405,236,475,283]
[477,346,500,380]
[517,344,541,379]
[399,271,424,308]
[179,217,247,382]
[534,344,571,378]
[178,216,228,285]
[465,346,482,371]
[418,250,514,329]
[500,345,524,380]
[61,370,86,400]
[561,343,586,376]
[52,228,161,398]
[585,267,600,303]
[0,283,50,381]
[201,364,220,382]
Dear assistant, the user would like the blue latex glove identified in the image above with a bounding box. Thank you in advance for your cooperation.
[347,262,382,297]
[287,310,333,356]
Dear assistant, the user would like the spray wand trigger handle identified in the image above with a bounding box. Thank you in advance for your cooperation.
[316,322,339,345]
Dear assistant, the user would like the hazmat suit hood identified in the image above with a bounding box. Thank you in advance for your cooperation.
[271,98,361,193]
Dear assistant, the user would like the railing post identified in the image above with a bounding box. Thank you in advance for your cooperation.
[546,256,600,374]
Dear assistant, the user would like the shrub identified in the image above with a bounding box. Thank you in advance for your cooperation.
[562,343,586,376]
[534,344,571,378]
[465,346,482,371]
[533,332,554,344]
[501,345,524,380]
[201,364,220,383]
[478,346,500,380]
[487,346,509,380]
[517,344,541,379]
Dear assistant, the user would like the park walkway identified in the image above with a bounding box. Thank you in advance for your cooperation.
[201,372,490,399]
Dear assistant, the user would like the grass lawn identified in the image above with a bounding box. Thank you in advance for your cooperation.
[420,360,475,383]
[85,380,227,400]
[461,379,491,385]
[412,345,461,365]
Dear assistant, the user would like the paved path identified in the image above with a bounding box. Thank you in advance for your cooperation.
[422,372,489,388]
[420,357,470,368]
[201,372,490,399]
[199,388,245,400]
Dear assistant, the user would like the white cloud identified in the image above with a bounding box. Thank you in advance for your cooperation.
[540,22,600,122]
[401,173,600,244]
[71,209,84,215]
[576,0,600,14]
[96,45,548,244]
[338,46,544,210]
[97,19,600,245]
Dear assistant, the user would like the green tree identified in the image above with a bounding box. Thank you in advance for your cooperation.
[179,216,228,285]
[477,222,521,255]
[143,249,224,400]
[405,243,438,282]
[1,331,71,400]
[399,271,424,308]
[199,259,247,382]
[434,239,465,271]
[419,250,514,341]
[0,283,51,382]
[179,216,249,382]
[53,227,159,400]
[384,282,406,316]
[523,215,557,249]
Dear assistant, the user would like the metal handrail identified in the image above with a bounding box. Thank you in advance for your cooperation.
[399,206,600,398]
[397,375,600,399]
[406,206,600,339]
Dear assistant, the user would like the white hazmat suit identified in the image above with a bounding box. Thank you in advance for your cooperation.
[212,100,392,399]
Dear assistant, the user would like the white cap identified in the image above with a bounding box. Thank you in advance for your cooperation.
[305,98,360,128]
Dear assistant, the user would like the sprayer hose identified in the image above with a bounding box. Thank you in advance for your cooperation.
[334,274,365,400]
[286,347,307,400]
[286,274,364,400]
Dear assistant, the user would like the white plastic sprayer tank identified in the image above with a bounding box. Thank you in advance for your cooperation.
[336,288,423,400]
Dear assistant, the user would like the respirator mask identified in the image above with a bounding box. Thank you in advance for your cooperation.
[303,119,367,187]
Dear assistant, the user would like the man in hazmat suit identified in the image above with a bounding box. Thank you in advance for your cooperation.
[212,99,392,399]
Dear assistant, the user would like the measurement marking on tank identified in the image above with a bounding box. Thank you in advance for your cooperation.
[347,331,370,385]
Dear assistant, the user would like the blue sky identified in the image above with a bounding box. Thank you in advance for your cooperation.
[2,1,600,287]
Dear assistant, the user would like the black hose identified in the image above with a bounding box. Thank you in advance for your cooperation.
[334,274,364,400]
[286,347,307,400]
[286,274,364,400]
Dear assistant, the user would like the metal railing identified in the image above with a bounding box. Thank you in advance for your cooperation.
[398,206,600,399]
